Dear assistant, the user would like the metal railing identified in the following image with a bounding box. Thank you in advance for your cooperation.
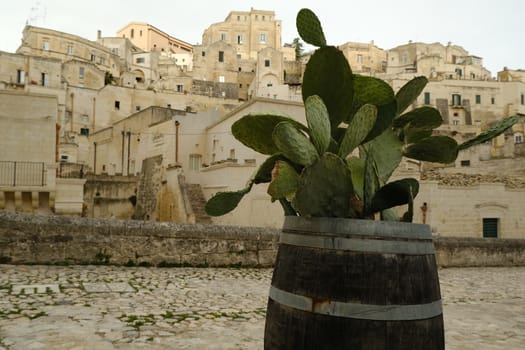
[0,161,46,186]
[58,162,85,179]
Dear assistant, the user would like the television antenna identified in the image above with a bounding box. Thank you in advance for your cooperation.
[26,1,47,26]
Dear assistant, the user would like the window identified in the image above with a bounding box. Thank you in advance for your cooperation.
[452,94,461,106]
[515,133,523,144]
[239,84,243,88]
[491,97,495,105]
[452,120,459,125]
[220,33,227,41]
[218,51,224,62]
[176,84,184,93]
[265,59,270,67]
[42,41,49,51]
[521,94,524,105]
[402,54,408,64]
[219,76,225,83]
[16,70,25,84]
[67,45,73,55]
[99,57,105,65]
[91,54,96,62]
[114,101,120,110]
[267,83,273,87]
[460,160,470,167]
[455,68,462,77]
[237,34,244,44]
[262,15,266,21]
[136,57,145,64]
[136,106,141,111]
[259,33,267,44]
[131,29,134,39]
[189,154,202,171]
[112,48,119,55]
[202,51,206,57]
[81,115,89,123]
[213,139,219,151]
[482,218,498,238]
[237,15,240,21]
[41,73,49,86]
[475,95,481,104]
[357,54,363,64]
[140,30,142,37]
[80,128,89,136]
[424,92,430,105]
[79,67,84,79]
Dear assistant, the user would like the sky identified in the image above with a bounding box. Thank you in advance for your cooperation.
[0,0,523,77]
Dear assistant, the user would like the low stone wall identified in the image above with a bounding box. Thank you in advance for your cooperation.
[0,211,524,267]
[0,211,279,267]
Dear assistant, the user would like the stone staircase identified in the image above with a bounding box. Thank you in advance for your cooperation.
[186,184,213,224]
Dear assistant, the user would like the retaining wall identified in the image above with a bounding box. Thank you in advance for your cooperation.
[0,211,523,267]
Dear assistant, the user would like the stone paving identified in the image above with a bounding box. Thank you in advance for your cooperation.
[0,265,523,349]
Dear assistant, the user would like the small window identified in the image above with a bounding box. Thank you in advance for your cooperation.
[189,154,202,171]
[491,97,495,105]
[460,160,470,167]
[229,149,236,159]
[131,29,134,38]
[475,95,481,104]
[452,120,459,125]
[218,51,224,62]
[42,41,49,51]
[264,59,270,67]
[219,76,225,83]
[515,134,523,144]
[424,92,430,105]
[357,54,363,64]
[91,54,96,62]
[259,33,267,44]
[115,101,120,110]
[136,106,141,111]
[267,83,273,87]
[220,33,227,41]
[482,218,498,238]
[140,30,143,37]
[41,73,49,86]
[67,45,73,55]
[239,84,243,88]
[455,68,462,77]
[136,57,145,64]
[79,67,85,79]
[16,70,25,84]
[202,51,206,57]
[80,128,90,136]
[452,94,461,106]
[237,35,244,44]
[176,84,184,93]
[112,48,119,55]
[237,15,240,21]
[81,115,89,123]
[521,94,524,105]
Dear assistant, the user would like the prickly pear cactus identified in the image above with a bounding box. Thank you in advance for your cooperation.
[204,8,520,222]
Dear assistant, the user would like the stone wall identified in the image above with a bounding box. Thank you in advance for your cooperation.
[0,211,523,267]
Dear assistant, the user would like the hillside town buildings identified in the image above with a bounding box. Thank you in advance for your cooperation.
[0,8,523,239]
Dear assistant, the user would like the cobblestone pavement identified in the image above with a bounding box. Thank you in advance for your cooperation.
[0,265,523,349]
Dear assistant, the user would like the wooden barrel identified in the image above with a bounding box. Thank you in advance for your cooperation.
[264,216,444,350]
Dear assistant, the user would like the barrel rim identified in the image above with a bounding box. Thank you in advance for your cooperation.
[283,216,432,240]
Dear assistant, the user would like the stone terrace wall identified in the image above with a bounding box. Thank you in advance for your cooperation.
[0,211,279,267]
[0,211,524,267]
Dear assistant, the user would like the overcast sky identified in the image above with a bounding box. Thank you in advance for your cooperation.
[0,0,522,77]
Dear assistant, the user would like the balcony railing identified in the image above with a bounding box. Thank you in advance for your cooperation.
[58,162,85,179]
[0,161,46,186]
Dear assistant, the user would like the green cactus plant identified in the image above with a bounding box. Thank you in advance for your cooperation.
[205,8,520,222]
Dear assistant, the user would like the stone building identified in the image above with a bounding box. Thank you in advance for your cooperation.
[385,41,490,81]
[0,90,85,215]
[117,22,192,54]
[338,40,387,75]
[202,8,282,60]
